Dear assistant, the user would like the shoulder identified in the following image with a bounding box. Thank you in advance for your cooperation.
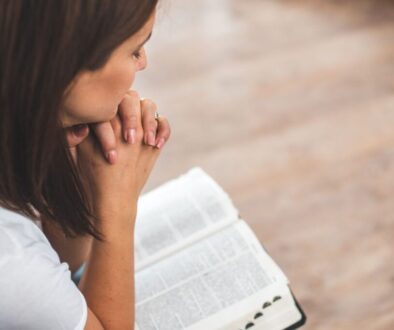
[0,206,55,262]
[0,207,87,330]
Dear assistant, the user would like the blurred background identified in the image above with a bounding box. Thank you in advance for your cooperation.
[135,0,394,329]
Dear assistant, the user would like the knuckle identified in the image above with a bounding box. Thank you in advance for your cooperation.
[125,90,140,100]
[129,116,139,126]
[164,127,171,140]
[141,98,156,110]
[161,117,169,126]
[123,113,138,124]
[146,119,158,129]
[161,118,171,136]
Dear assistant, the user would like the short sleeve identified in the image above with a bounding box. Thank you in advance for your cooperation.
[0,231,87,330]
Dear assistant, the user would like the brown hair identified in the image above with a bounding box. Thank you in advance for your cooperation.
[0,0,158,240]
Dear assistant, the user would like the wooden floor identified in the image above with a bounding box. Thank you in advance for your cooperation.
[136,1,394,329]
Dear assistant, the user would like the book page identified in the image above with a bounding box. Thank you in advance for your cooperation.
[134,167,239,270]
[135,221,288,330]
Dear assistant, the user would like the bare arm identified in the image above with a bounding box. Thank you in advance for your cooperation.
[58,94,170,329]
[72,93,167,329]
[41,194,137,330]
[78,208,137,329]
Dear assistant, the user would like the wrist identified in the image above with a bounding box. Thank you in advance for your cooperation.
[93,200,137,231]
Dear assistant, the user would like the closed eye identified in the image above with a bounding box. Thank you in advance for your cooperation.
[132,49,142,59]
[131,32,152,59]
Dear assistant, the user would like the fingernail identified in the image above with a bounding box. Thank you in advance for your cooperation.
[127,129,136,144]
[148,131,156,146]
[156,138,165,149]
[106,150,117,164]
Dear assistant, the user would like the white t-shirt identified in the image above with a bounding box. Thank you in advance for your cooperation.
[0,206,87,330]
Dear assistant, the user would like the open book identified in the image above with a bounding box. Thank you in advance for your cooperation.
[134,167,306,330]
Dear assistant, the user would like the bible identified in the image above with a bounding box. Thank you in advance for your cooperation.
[134,167,306,330]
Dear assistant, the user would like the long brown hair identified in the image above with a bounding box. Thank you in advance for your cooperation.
[0,0,158,240]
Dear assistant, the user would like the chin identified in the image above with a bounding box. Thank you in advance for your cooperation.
[61,103,119,127]
[85,107,119,125]
[98,106,118,122]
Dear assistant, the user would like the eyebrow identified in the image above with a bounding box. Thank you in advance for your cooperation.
[136,31,153,50]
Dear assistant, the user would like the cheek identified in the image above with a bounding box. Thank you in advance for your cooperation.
[112,66,136,104]
[99,63,136,119]
[62,64,137,125]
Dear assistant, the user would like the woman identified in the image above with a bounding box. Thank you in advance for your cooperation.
[0,1,171,329]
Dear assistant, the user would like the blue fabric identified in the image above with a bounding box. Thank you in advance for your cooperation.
[71,262,86,285]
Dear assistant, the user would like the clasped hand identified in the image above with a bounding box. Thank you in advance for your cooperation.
[64,90,171,166]
[62,90,172,216]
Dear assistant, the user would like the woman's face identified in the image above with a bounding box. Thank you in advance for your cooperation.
[60,12,156,127]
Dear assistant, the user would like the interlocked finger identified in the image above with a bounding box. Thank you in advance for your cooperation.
[140,98,159,146]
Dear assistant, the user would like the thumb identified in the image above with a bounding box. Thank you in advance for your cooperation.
[65,124,90,148]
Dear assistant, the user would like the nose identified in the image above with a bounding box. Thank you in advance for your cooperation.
[137,48,147,71]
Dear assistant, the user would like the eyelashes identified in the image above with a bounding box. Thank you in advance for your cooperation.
[132,49,142,60]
